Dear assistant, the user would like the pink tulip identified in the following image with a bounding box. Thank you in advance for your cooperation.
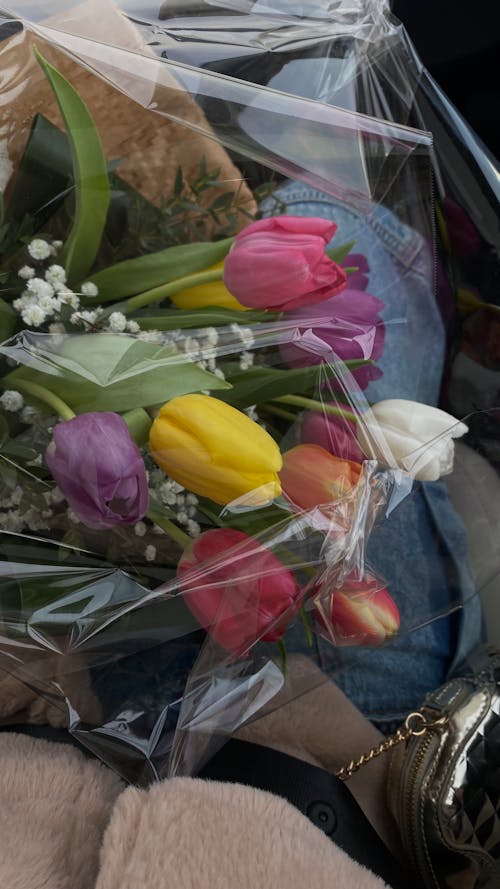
[301,412,365,464]
[314,574,400,646]
[178,528,303,656]
[223,216,347,312]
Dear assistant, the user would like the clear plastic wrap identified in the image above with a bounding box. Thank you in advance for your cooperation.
[94,0,500,647]
[0,321,439,779]
[0,0,492,781]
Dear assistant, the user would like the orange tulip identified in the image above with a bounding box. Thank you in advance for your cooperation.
[280,444,361,510]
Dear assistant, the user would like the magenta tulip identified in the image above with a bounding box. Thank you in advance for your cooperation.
[223,216,347,311]
[342,253,369,291]
[45,412,148,530]
[280,288,385,389]
[178,528,303,656]
[301,412,365,464]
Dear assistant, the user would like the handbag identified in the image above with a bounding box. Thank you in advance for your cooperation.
[336,646,500,888]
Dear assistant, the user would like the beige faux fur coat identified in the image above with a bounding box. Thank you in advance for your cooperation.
[0,656,404,889]
[0,732,390,889]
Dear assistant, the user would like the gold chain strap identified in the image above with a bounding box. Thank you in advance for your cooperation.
[335,709,449,781]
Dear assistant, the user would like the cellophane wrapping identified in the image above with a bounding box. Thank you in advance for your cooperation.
[0,0,494,781]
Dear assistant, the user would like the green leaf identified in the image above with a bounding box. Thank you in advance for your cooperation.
[3,333,230,414]
[34,49,110,283]
[197,497,291,536]
[3,114,72,228]
[0,416,8,447]
[0,297,16,343]
[135,306,274,330]
[0,456,17,490]
[218,365,334,409]
[326,240,356,263]
[209,192,235,213]
[173,166,184,197]
[83,237,234,301]
[1,441,38,462]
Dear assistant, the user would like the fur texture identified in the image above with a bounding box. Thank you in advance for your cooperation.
[0,734,389,889]
[0,733,123,889]
[96,777,388,889]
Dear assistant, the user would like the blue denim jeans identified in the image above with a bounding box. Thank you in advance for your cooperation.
[264,182,483,728]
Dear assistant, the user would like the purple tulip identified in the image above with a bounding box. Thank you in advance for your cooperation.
[45,412,148,530]
[341,253,369,291]
[281,288,385,390]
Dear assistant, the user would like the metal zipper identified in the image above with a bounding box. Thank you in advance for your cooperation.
[402,727,441,889]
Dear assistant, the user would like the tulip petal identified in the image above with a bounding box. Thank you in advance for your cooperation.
[178,528,303,655]
[280,444,361,511]
[150,395,282,506]
[314,575,400,647]
[358,399,468,480]
[280,289,385,388]
[224,215,347,311]
[45,412,148,529]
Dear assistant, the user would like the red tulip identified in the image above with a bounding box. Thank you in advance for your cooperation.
[177,528,303,656]
[223,216,347,312]
[314,574,400,646]
[280,444,362,510]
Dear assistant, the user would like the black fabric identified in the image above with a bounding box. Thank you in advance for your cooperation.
[199,739,417,889]
[0,722,91,752]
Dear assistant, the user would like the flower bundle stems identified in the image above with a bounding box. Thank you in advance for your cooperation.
[271,394,358,423]
[259,404,298,423]
[146,505,191,549]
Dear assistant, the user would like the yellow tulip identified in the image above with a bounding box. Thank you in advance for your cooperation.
[149,395,282,506]
[169,262,249,312]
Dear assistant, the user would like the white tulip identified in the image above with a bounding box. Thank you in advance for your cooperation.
[357,399,468,482]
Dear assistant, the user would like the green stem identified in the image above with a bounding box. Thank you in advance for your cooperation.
[105,268,225,319]
[272,395,357,423]
[277,639,288,675]
[259,403,298,423]
[300,606,314,648]
[146,506,190,549]
[122,408,152,447]
[7,380,75,420]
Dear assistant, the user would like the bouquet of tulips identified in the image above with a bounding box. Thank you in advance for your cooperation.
[0,3,472,780]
